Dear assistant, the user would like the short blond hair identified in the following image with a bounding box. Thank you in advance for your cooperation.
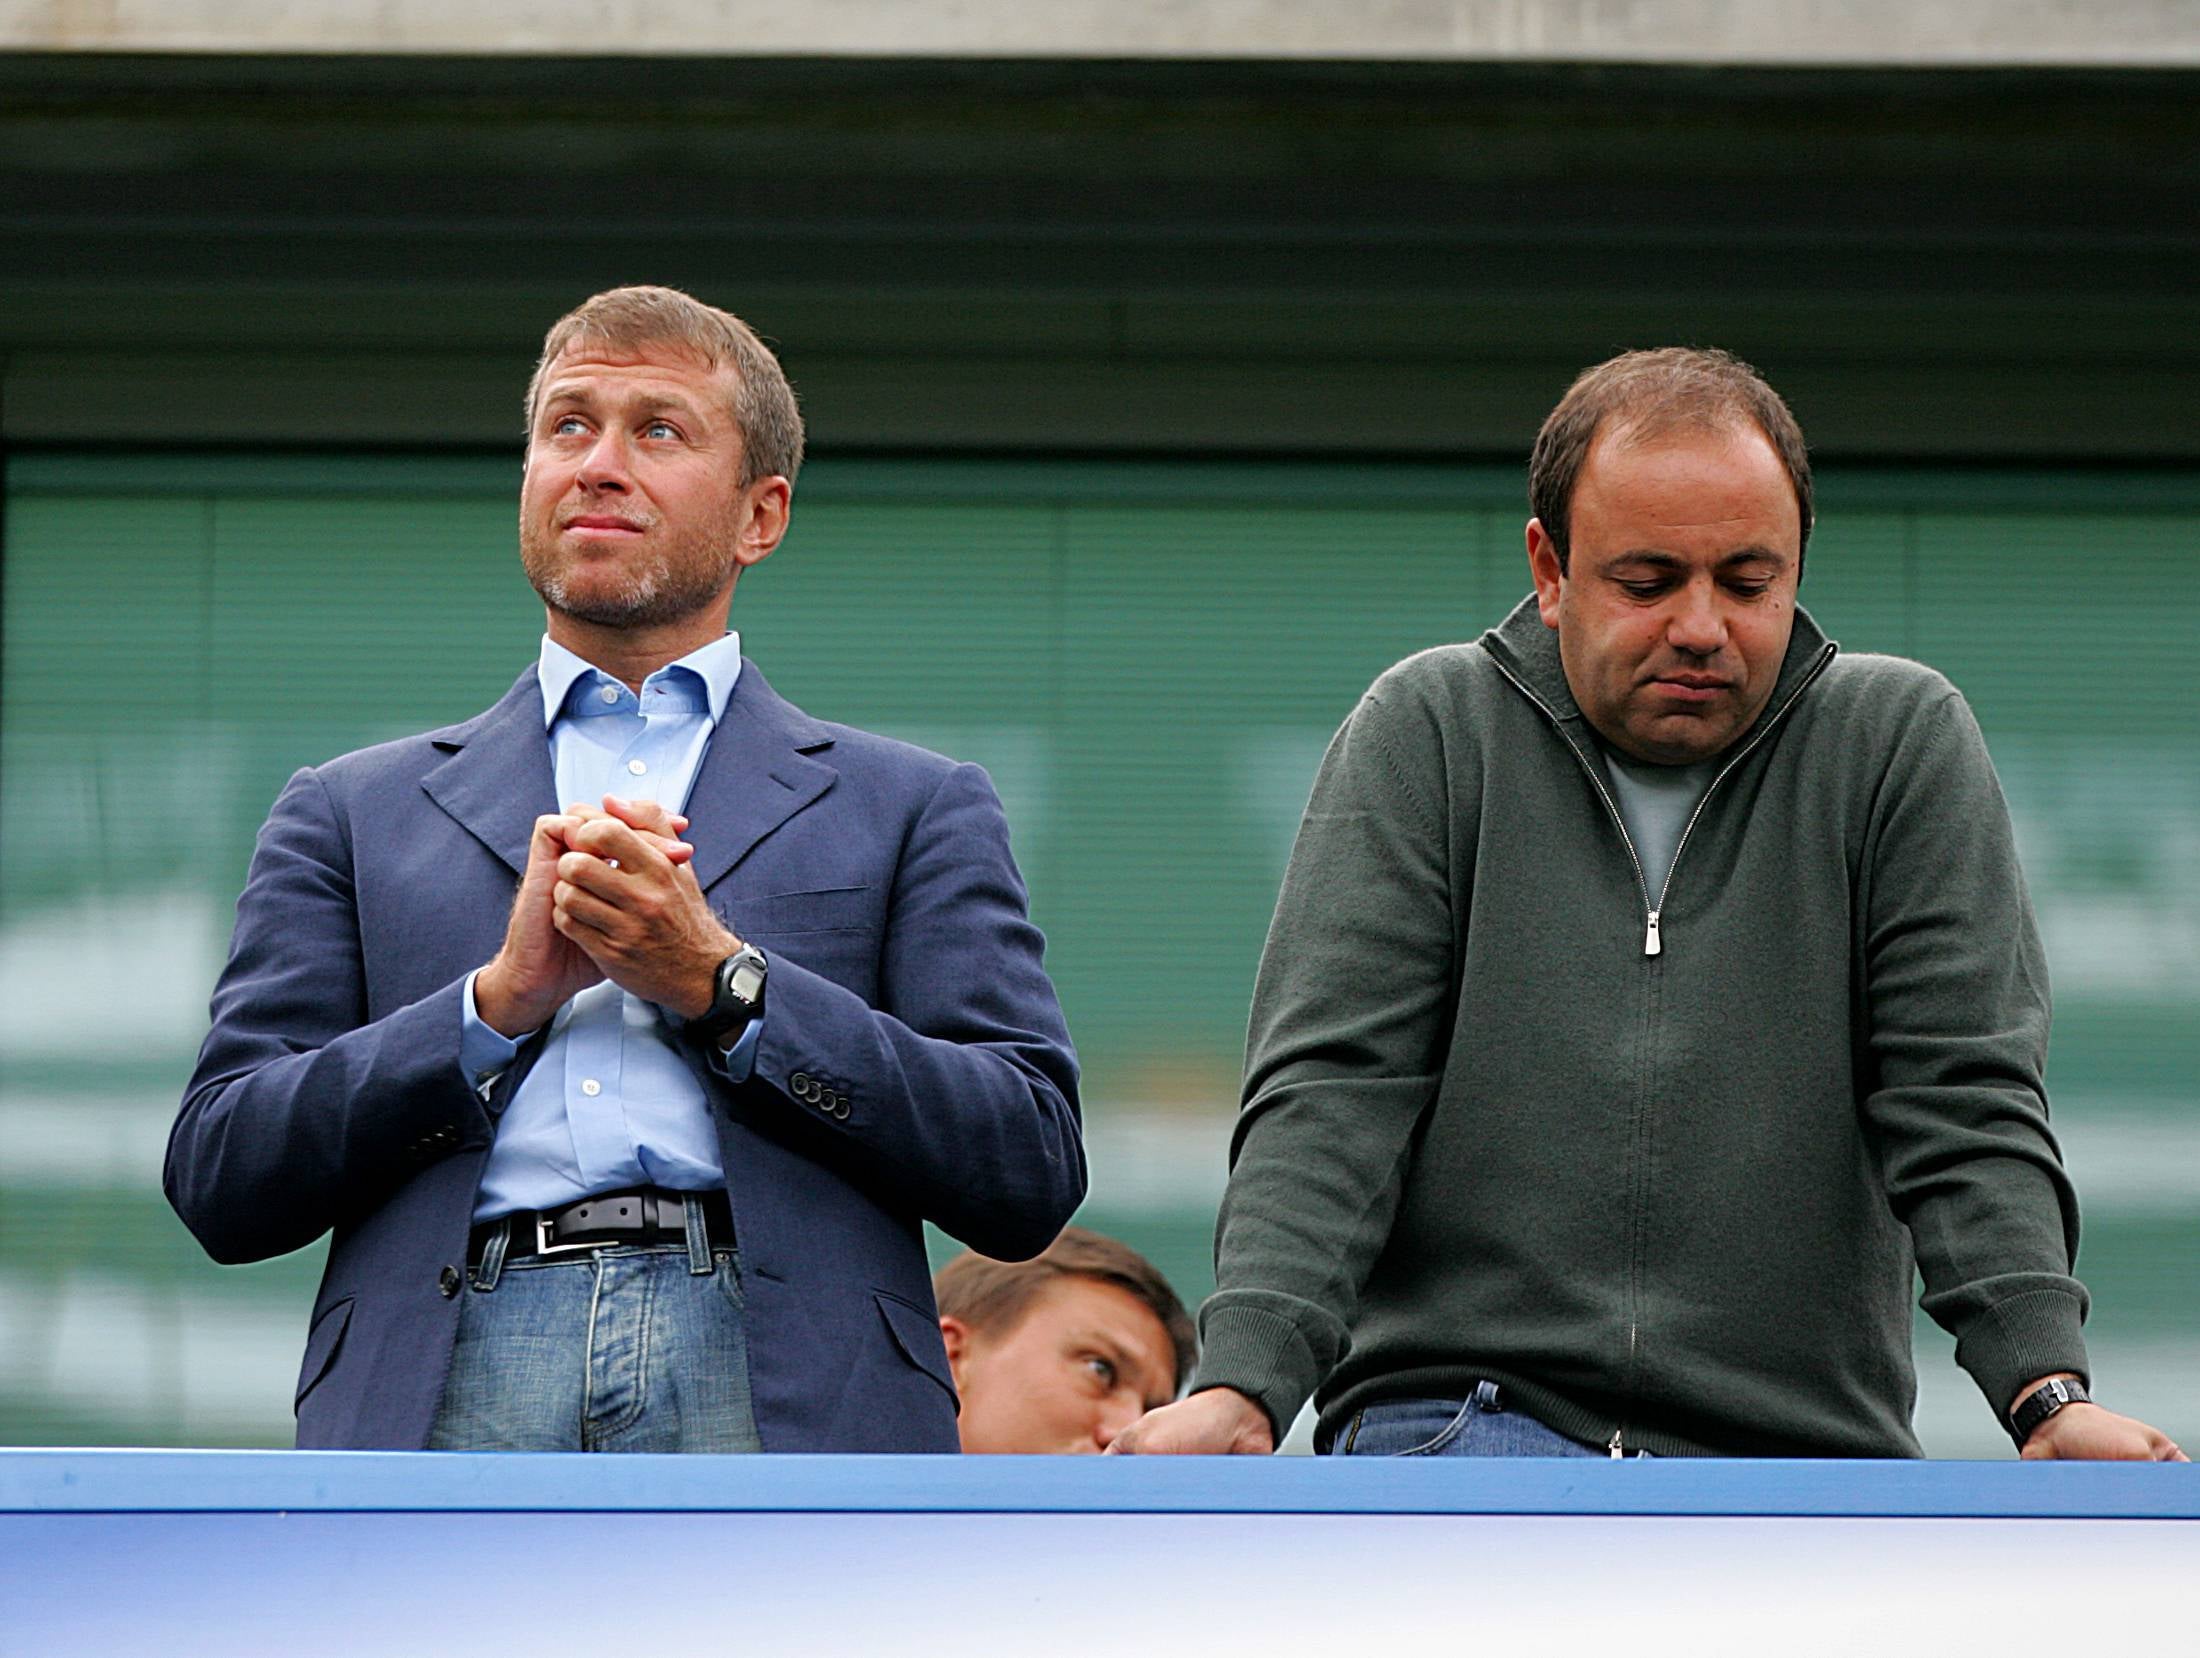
[525,284,805,485]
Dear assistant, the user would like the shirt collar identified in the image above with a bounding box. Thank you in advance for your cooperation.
[535,630,745,729]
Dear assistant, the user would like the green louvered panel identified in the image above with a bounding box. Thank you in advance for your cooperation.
[2,453,2194,1455]
[2,494,221,905]
[1795,511,1913,657]
[1047,502,1508,1099]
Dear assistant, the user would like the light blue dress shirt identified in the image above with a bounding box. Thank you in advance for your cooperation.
[461,631,760,1222]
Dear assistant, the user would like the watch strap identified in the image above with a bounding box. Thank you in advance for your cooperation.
[2009,1377,2090,1447]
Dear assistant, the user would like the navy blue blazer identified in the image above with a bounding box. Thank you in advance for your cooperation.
[168,661,1085,1451]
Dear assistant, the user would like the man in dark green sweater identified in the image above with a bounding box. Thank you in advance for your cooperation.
[1115,348,2184,1461]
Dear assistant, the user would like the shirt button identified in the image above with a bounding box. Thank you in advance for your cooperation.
[627,759,647,776]
[599,685,620,704]
[581,1078,602,1096]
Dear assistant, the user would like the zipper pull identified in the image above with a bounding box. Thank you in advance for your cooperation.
[1608,1428,1625,1459]
[1643,910,1662,957]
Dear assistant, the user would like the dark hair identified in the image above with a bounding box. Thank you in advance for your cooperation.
[526,284,805,486]
[1528,347,1812,575]
[933,1226,1197,1394]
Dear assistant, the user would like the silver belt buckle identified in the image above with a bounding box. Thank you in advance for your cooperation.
[531,1212,606,1259]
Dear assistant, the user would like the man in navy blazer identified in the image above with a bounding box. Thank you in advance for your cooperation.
[168,286,1085,1452]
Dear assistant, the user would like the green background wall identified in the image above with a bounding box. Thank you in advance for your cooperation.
[1,451,2193,1454]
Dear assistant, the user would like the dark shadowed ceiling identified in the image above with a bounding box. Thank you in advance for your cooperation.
[3,54,2195,458]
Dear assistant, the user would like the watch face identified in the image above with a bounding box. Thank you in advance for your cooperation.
[729,956,766,1002]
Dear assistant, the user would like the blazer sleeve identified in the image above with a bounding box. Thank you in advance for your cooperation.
[166,766,496,1264]
[743,759,1086,1261]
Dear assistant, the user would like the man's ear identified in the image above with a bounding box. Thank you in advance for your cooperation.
[1526,518,1566,630]
[732,476,793,570]
[939,1314,971,1381]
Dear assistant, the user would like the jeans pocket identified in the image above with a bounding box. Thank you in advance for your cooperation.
[1340,1397,1477,1457]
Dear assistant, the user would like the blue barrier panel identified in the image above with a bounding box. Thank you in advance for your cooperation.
[3,1452,2194,1656]
[2,1448,2197,1518]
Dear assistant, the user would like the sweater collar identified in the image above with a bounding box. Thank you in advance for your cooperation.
[1480,589,1835,742]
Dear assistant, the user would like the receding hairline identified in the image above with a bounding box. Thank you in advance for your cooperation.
[1527,344,1814,576]
[525,336,742,429]
[521,284,807,487]
[1576,411,1806,536]
[1588,403,1790,466]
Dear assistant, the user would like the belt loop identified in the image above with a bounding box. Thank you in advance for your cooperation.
[472,1216,513,1292]
[684,1194,712,1275]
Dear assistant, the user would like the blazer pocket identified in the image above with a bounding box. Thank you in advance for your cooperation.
[730,885,878,938]
[294,1296,354,1412]
[872,1288,957,1403]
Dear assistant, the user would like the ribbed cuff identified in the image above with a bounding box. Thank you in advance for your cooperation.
[1189,1299,1324,1442]
[1954,1287,2091,1431]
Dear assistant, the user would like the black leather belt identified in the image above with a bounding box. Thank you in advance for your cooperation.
[472,1187,734,1265]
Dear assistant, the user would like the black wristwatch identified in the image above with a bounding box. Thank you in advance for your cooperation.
[2009,1377,2090,1448]
[689,944,768,1050]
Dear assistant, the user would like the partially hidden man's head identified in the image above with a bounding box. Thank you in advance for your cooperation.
[935,1227,1195,1455]
[519,285,805,634]
[1524,348,1813,767]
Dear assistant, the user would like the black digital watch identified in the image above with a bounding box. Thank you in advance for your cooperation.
[690,943,768,1051]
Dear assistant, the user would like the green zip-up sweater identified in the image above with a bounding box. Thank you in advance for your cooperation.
[1194,596,2088,1458]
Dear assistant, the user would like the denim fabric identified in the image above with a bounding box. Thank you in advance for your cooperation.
[1333,1380,1609,1458]
[426,1243,761,1452]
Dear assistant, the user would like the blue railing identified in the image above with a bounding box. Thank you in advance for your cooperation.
[3,1448,2194,1518]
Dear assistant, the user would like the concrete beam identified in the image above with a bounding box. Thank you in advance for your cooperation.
[5,0,2198,68]
[11,339,2198,462]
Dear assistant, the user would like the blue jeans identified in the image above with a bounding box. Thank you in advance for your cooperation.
[1333,1380,1611,1457]
[426,1240,761,1452]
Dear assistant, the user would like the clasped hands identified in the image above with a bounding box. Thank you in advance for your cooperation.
[474,794,739,1039]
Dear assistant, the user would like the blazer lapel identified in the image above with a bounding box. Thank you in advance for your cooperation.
[420,669,556,878]
[684,660,837,893]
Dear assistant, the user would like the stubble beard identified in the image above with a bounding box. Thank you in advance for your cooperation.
[519,512,741,632]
